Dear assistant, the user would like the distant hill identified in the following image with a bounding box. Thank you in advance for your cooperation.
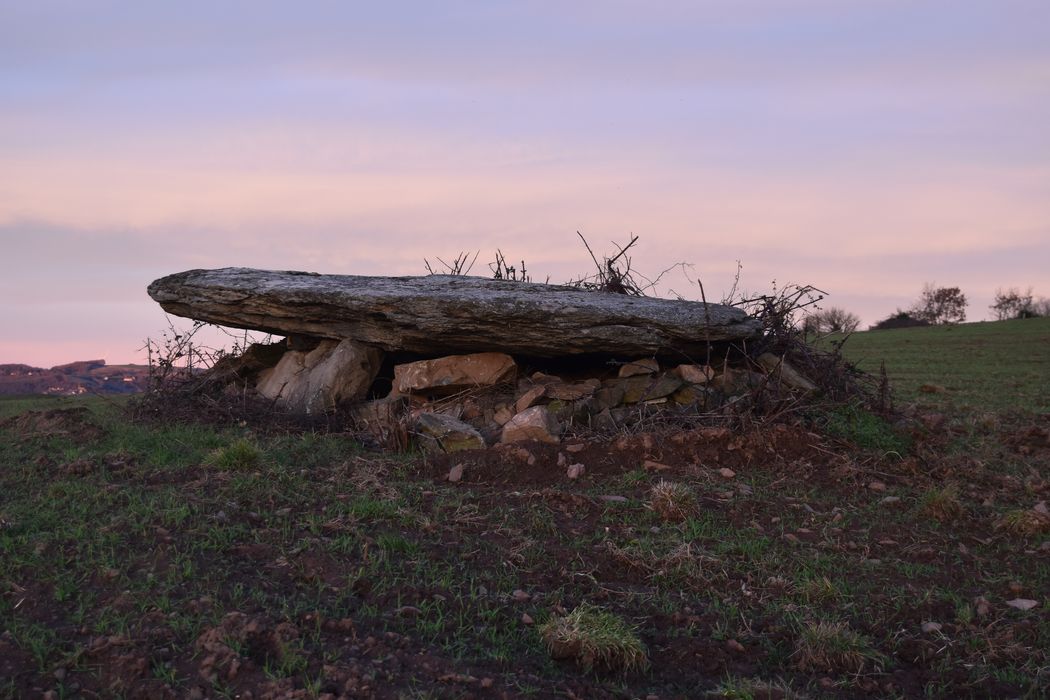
[0,360,150,396]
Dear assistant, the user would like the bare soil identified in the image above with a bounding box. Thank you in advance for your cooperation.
[1,402,1048,698]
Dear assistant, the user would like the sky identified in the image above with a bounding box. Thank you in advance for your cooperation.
[2,0,1049,367]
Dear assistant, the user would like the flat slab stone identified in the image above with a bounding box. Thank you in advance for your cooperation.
[148,268,761,358]
[394,352,516,395]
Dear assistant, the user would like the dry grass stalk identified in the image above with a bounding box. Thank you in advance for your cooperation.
[647,480,696,522]
[344,458,400,501]
[995,509,1050,536]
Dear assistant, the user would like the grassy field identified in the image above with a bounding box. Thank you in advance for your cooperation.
[831,317,1050,413]
[1,329,1048,697]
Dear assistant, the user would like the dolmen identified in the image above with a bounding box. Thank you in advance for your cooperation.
[147,268,813,450]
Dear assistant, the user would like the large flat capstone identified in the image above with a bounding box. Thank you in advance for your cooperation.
[147,268,761,358]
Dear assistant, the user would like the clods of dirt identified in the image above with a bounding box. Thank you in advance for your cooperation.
[1009,419,1050,454]
[0,406,105,442]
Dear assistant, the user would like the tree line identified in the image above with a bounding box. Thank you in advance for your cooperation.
[803,285,1050,335]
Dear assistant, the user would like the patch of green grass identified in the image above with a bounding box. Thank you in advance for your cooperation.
[828,317,1050,412]
[376,532,419,555]
[797,576,840,604]
[818,403,909,454]
[266,432,362,470]
[263,639,310,679]
[206,438,264,470]
[709,676,801,700]
[7,620,65,673]
[613,468,649,490]
[341,495,403,521]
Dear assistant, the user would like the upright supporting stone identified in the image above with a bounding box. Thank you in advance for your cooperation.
[256,339,382,414]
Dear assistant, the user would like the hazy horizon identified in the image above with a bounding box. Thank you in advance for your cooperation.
[3,1,1049,367]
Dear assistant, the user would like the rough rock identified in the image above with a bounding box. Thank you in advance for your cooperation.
[493,404,516,426]
[592,408,618,432]
[756,353,817,393]
[413,412,485,453]
[544,378,601,401]
[256,339,382,413]
[672,384,710,405]
[618,376,654,404]
[514,386,547,413]
[919,412,947,431]
[594,384,626,411]
[148,269,762,358]
[614,374,683,405]
[394,352,516,395]
[210,341,286,381]
[642,375,683,402]
[618,358,660,377]
[350,395,407,445]
[713,368,768,394]
[501,406,561,444]
[672,363,714,384]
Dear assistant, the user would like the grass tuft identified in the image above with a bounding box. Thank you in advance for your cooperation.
[647,480,696,523]
[995,509,1050,536]
[539,602,649,675]
[919,484,964,522]
[791,620,883,674]
[207,438,263,470]
[798,576,839,604]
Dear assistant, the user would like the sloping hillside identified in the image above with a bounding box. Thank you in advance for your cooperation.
[0,360,149,396]
[833,318,1050,413]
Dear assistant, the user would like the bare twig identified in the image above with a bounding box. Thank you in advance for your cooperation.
[425,251,480,276]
